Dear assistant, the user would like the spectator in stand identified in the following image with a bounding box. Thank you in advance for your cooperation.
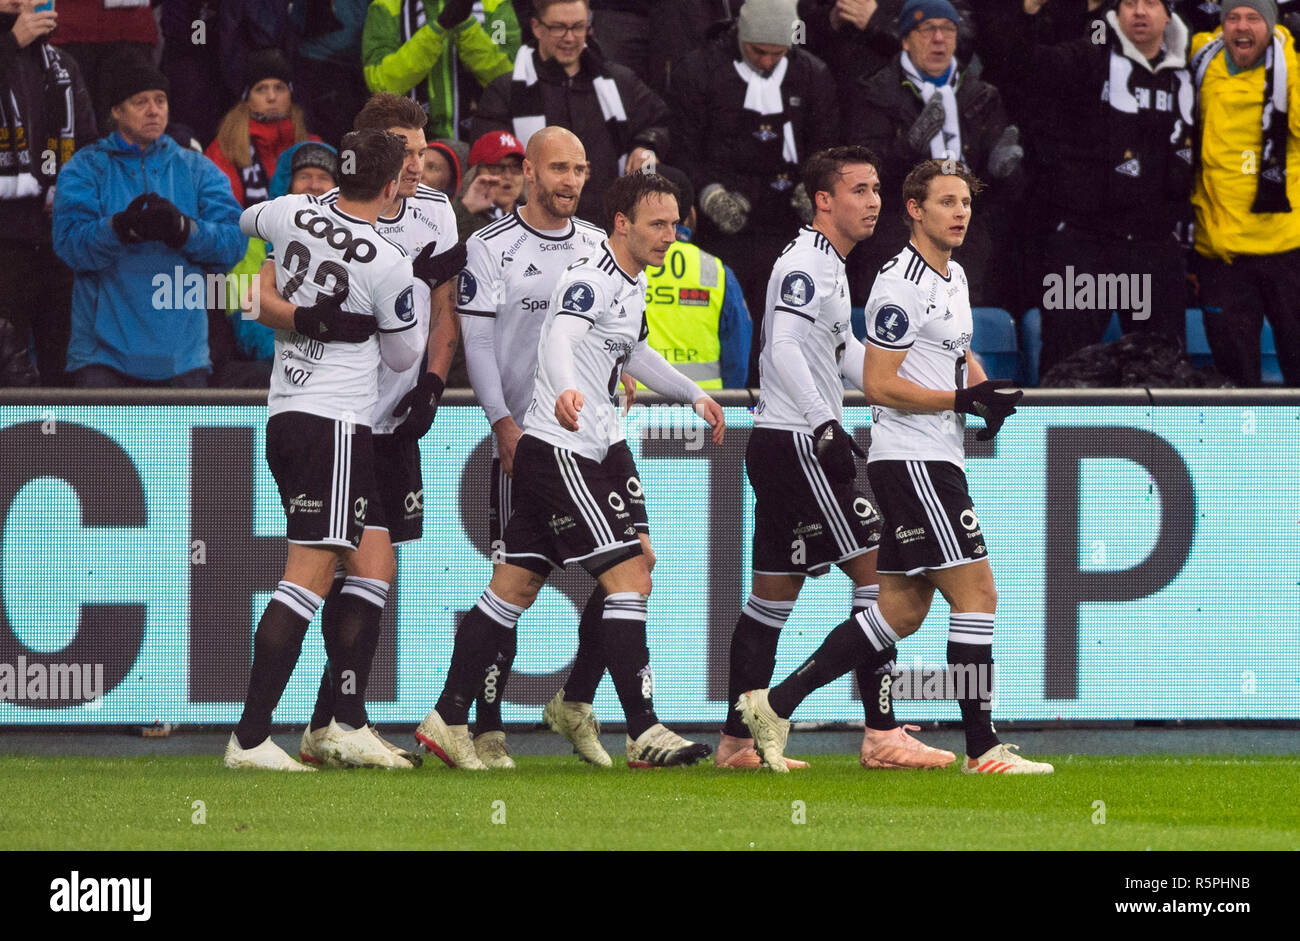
[844,0,1024,307]
[206,49,321,209]
[454,129,525,239]
[668,0,837,383]
[0,0,96,387]
[46,0,156,135]
[472,0,669,222]
[590,0,727,95]
[997,0,1195,378]
[290,0,371,149]
[642,164,752,389]
[52,64,246,388]
[798,0,976,124]
[362,0,521,140]
[423,137,466,195]
[1191,0,1300,385]
[212,141,340,389]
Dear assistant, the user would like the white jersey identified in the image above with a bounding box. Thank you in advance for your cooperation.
[320,184,457,433]
[753,226,854,435]
[864,242,973,467]
[246,193,416,423]
[457,209,605,425]
[524,242,648,462]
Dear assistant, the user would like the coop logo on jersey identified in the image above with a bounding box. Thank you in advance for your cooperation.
[562,281,596,313]
[394,286,415,322]
[780,272,814,307]
[458,270,478,306]
[874,305,909,343]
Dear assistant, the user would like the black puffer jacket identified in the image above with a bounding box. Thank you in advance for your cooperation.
[667,21,839,232]
[843,54,1019,303]
[472,44,669,224]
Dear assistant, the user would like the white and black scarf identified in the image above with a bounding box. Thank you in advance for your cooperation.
[900,51,962,161]
[1192,29,1290,213]
[509,45,633,171]
[732,55,798,165]
[0,43,77,200]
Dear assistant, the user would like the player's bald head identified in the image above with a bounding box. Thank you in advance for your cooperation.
[525,126,585,165]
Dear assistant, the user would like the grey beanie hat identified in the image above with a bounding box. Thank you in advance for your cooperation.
[1222,0,1277,33]
[737,0,799,47]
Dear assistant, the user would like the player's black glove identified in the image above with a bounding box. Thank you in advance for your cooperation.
[111,194,151,244]
[411,240,467,289]
[392,371,445,440]
[812,419,866,483]
[130,193,193,249]
[954,379,1023,441]
[293,293,377,343]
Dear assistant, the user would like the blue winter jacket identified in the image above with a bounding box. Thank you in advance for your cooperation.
[53,132,246,380]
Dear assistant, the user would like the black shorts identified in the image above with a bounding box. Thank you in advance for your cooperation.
[372,432,424,546]
[490,439,649,544]
[867,459,989,576]
[501,434,645,577]
[265,411,377,549]
[748,427,881,577]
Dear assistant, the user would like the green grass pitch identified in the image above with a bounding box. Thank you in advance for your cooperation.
[2,754,1297,850]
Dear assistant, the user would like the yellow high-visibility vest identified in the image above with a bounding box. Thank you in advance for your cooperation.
[641,241,725,388]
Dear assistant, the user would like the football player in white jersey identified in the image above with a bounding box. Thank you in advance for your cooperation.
[416,172,726,769]
[453,126,611,768]
[739,159,1053,774]
[718,146,954,771]
[251,96,464,769]
[225,129,432,771]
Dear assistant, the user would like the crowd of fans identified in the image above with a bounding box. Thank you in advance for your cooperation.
[1,0,1298,389]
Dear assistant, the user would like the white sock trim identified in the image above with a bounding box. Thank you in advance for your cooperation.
[856,602,901,652]
[477,588,525,629]
[741,595,795,630]
[948,611,994,647]
[273,580,325,622]
[339,575,389,608]
[603,591,648,623]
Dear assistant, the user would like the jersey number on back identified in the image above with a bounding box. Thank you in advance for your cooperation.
[282,240,351,305]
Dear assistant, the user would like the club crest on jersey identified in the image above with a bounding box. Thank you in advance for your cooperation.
[874,304,909,343]
[563,281,596,313]
[395,286,415,322]
[458,270,478,305]
[781,272,814,307]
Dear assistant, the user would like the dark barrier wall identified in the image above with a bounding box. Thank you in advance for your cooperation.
[0,390,1296,725]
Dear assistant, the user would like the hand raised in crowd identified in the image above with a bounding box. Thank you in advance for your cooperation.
[699,184,751,236]
[906,95,947,154]
[461,169,503,214]
[11,0,57,48]
[831,0,878,31]
[625,148,657,174]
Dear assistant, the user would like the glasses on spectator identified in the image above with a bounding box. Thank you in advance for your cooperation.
[916,23,958,38]
[537,20,589,38]
[484,162,524,176]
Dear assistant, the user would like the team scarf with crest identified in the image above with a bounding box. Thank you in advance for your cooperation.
[0,42,76,200]
[1192,29,1290,213]
[509,45,633,170]
[732,55,798,164]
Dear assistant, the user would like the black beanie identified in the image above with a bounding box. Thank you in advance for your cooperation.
[242,48,294,99]
[108,64,169,108]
